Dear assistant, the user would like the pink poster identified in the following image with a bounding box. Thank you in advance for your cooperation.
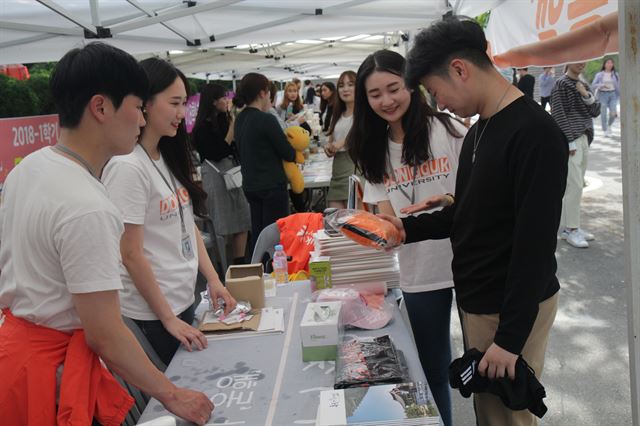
[0,114,60,183]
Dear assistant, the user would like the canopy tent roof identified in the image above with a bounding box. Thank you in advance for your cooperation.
[0,0,447,79]
[156,32,408,80]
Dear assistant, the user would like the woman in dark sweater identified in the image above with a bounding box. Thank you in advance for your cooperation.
[192,83,250,264]
[233,74,296,253]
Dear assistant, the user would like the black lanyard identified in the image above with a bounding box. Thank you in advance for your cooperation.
[139,144,187,234]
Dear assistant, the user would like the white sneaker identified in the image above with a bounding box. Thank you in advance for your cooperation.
[604,128,612,137]
[565,229,589,248]
[560,228,595,241]
[578,228,595,241]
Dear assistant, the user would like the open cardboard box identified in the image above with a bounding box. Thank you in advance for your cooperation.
[225,263,265,309]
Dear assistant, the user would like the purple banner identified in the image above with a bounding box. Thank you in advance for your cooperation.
[185,93,200,134]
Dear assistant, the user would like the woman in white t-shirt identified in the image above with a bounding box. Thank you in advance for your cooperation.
[324,70,357,208]
[103,58,236,365]
[346,50,466,426]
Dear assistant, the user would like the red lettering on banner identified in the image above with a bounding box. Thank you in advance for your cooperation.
[535,0,563,29]
[0,114,60,183]
[568,0,607,19]
[570,14,601,30]
[533,0,611,41]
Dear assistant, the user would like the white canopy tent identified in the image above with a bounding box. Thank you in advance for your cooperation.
[2,2,638,424]
[0,0,447,79]
[161,32,409,80]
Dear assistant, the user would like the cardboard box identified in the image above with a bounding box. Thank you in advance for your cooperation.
[300,301,342,361]
[309,256,332,290]
[225,263,265,309]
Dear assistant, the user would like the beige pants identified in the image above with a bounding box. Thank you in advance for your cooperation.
[561,134,589,229]
[459,293,559,426]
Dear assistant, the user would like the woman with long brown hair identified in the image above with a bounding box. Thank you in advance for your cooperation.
[324,70,357,208]
[192,83,250,265]
[347,50,466,426]
[319,81,337,132]
[103,58,236,365]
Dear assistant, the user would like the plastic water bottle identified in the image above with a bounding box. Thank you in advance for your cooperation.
[273,244,289,284]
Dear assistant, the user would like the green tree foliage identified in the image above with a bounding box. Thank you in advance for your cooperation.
[26,72,56,115]
[0,74,39,118]
[27,62,56,74]
[474,12,491,29]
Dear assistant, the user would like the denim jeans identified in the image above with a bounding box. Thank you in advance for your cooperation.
[131,302,197,366]
[403,287,453,426]
[598,90,618,131]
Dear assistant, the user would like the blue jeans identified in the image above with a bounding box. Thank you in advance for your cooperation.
[403,288,453,426]
[598,90,618,131]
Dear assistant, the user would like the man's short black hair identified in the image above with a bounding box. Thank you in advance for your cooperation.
[50,42,148,128]
[406,17,493,88]
[304,79,311,85]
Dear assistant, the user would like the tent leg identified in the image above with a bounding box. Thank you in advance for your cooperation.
[620,2,640,425]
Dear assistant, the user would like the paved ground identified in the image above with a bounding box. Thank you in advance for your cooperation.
[450,120,632,425]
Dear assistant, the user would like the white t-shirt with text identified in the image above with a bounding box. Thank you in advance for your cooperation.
[103,144,198,320]
[364,118,466,293]
[0,147,124,331]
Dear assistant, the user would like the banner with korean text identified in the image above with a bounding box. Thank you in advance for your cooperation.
[0,114,59,184]
[486,0,617,60]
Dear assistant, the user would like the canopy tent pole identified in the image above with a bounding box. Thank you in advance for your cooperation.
[620,1,640,425]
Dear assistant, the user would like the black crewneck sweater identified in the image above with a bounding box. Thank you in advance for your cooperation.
[402,96,568,354]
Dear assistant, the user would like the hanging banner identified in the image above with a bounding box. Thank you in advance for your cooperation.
[0,114,59,184]
[486,0,617,59]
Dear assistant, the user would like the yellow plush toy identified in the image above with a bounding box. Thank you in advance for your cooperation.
[284,126,310,194]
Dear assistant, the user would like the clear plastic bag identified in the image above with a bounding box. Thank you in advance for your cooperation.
[311,287,393,330]
[323,208,402,250]
[334,335,408,389]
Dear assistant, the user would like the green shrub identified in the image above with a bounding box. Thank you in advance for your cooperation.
[27,72,56,115]
[0,74,39,118]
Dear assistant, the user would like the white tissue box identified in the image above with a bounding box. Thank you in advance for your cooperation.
[300,301,342,361]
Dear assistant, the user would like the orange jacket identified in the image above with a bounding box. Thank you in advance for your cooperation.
[0,308,134,426]
[276,212,324,273]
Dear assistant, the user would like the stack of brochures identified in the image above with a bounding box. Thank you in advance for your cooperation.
[316,382,440,425]
[313,230,399,288]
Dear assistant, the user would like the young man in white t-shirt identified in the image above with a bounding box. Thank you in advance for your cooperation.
[0,43,213,425]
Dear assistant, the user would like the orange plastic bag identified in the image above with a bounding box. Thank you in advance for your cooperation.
[325,209,402,250]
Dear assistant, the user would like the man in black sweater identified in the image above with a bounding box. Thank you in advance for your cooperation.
[517,68,536,98]
[384,18,568,426]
